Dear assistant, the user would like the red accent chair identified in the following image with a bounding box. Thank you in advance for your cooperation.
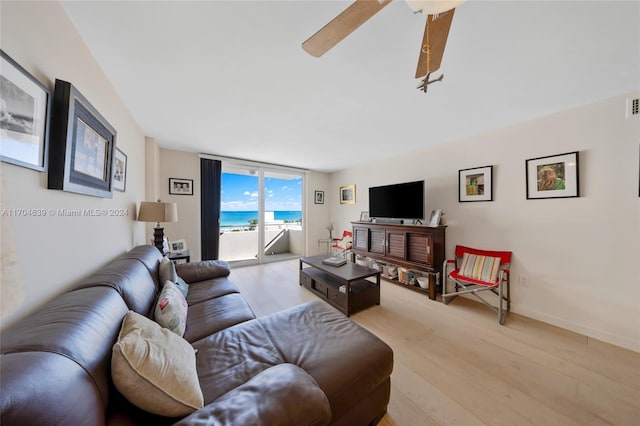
[442,245,512,324]
[331,230,353,258]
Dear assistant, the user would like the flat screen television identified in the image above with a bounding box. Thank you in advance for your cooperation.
[369,180,424,221]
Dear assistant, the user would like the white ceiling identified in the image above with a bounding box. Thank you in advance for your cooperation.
[61,1,640,173]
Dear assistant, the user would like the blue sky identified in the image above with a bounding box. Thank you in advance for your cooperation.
[220,173,302,211]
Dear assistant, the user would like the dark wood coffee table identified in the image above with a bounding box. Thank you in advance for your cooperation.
[299,256,381,316]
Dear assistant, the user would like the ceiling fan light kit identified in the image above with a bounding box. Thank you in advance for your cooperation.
[302,0,465,93]
[405,0,464,15]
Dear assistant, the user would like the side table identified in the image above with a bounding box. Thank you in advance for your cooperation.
[166,249,190,264]
[318,238,332,254]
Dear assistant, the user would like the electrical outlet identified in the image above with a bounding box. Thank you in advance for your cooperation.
[520,275,529,286]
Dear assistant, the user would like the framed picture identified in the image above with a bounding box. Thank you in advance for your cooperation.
[526,151,579,199]
[360,211,370,221]
[314,190,324,204]
[48,79,117,198]
[113,148,127,192]
[339,184,356,204]
[0,49,51,171]
[459,165,493,202]
[169,239,187,253]
[169,177,193,195]
[428,209,443,227]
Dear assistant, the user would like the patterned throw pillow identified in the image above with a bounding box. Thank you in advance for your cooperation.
[458,253,501,283]
[112,311,203,417]
[154,281,188,336]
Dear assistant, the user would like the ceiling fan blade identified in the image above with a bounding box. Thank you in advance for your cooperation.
[415,8,455,78]
[302,0,393,57]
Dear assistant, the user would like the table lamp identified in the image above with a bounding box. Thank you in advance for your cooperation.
[138,200,178,253]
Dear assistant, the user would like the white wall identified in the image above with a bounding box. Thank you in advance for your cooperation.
[159,148,201,261]
[154,149,333,259]
[330,93,640,352]
[305,171,332,256]
[0,1,148,327]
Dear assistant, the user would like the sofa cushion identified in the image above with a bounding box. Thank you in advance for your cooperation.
[154,281,188,336]
[120,245,164,290]
[183,293,255,343]
[258,301,394,422]
[176,260,230,283]
[0,286,128,426]
[185,276,242,306]
[190,319,285,404]
[72,257,158,316]
[111,311,204,417]
[174,364,331,426]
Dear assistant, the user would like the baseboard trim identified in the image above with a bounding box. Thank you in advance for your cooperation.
[514,306,639,353]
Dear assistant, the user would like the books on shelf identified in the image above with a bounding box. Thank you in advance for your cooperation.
[322,256,346,267]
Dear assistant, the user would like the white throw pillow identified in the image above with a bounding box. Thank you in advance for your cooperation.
[111,311,203,417]
[155,280,188,336]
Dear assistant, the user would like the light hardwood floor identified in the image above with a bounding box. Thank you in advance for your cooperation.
[230,259,640,426]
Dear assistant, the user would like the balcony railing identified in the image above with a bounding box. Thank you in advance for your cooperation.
[219,221,303,262]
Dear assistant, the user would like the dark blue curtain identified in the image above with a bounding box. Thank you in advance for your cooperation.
[200,158,221,260]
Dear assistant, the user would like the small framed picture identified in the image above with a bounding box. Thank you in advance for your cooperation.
[459,165,493,202]
[169,177,193,195]
[0,49,51,172]
[428,209,443,227]
[526,151,579,199]
[360,211,370,221]
[169,239,187,253]
[113,148,127,192]
[339,184,356,204]
[314,190,324,204]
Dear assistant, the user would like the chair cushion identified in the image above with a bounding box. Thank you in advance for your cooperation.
[111,311,203,417]
[458,253,501,283]
[155,281,188,336]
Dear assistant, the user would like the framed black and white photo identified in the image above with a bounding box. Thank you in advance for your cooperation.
[314,190,324,204]
[169,177,193,195]
[360,211,370,221]
[0,49,51,171]
[526,151,579,199]
[48,79,117,198]
[459,165,493,202]
[169,238,187,253]
[113,148,127,192]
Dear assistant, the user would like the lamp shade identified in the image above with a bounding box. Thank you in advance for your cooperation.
[405,0,464,14]
[138,201,178,224]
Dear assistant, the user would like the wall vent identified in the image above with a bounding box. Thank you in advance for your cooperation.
[628,97,639,119]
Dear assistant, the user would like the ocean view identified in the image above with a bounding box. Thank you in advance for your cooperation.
[220,211,302,229]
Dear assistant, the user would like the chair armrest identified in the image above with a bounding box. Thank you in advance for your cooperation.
[174,364,331,426]
[176,260,230,284]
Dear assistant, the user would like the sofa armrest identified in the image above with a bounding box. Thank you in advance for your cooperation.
[176,260,230,284]
[174,363,331,426]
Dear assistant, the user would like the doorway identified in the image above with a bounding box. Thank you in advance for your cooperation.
[218,162,304,266]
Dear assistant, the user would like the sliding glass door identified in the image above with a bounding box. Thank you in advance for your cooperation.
[218,162,303,265]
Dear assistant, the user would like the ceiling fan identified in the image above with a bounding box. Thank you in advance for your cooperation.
[302,0,464,92]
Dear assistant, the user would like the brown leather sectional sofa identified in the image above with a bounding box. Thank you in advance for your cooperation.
[1,245,393,425]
